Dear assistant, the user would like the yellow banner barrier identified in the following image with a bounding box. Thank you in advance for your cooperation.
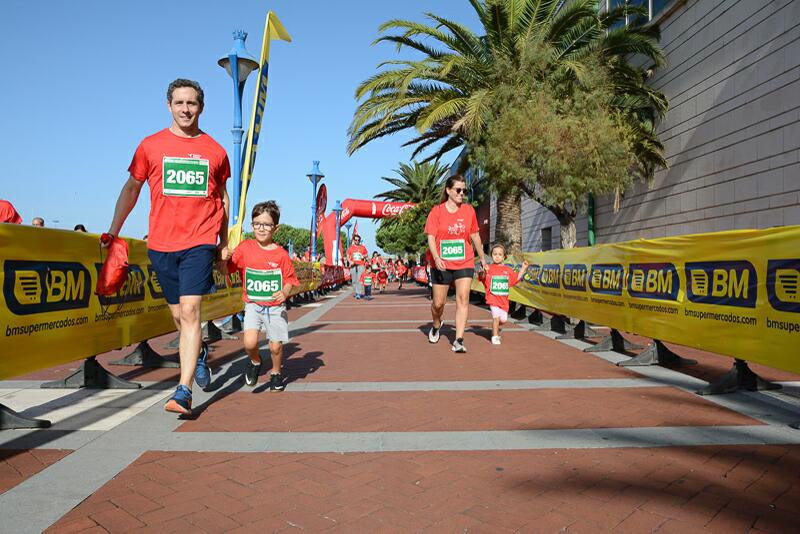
[473,226,800,374]
[0,225,321,379]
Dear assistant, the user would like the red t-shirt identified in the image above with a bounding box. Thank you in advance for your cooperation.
[395,263,407,276]
[0,200,22,224]
[128,128,231,252]
[483,264,520,311]
[360,270,375,287]
[347,244,368,265]
[227,240,300,306]
[424,203,479,270]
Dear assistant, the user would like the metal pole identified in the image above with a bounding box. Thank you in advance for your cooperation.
[309,160,321,259]
[230,53,243,226]
[334,205,342,265]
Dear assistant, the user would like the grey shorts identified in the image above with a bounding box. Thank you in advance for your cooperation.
[243,302,289,343]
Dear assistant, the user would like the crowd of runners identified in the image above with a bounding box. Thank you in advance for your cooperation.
[3,77,527,418]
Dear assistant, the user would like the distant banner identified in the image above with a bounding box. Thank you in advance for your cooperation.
[413,266,428,284]
[0,225,320,379]
[315,184,327,237]
[472,226,800,374]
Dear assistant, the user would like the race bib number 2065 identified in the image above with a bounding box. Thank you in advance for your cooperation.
[246,268,282,301]
[162,157,209,197]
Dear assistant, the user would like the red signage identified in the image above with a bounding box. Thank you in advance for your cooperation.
[315,184,327,237]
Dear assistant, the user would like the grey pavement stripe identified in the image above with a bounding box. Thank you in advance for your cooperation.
[527,329,800,427]
[152,425,800,453]
[302,327,527,334]
[0,430,104,450]
[230,378,664,392]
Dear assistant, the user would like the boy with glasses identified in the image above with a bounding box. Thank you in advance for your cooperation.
[224,201,299,390]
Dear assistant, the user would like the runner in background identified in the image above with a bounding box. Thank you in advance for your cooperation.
[104,78,231,416]
[346,234,368,299]
[480,244,529,345]
[225,201,298,391]
[377,258,389,293]
[0,200,22,224]
[395,258,407,290]
[359,269,375,300]
[425,174,486,353]
[31,217,45,227]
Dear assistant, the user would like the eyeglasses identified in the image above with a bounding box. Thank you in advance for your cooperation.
[252,222,275,230]
[451,188,466,194]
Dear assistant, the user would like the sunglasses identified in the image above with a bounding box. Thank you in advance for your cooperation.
[451,188,466,194]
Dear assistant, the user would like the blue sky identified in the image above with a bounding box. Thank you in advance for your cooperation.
[0,0,478,253]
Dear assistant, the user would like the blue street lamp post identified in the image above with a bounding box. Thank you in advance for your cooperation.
[307,161,324,260]
[332,200,343,265]
[218,31,259,226]
[344,221,352,250]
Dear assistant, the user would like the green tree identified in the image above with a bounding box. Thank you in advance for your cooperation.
[376,160,449,203]
[348,0,667,249]
[376,201,434,256]
[374,160,446,256]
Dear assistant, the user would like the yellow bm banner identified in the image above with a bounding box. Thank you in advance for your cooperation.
[474,226,800,374]
[0,225,321,379]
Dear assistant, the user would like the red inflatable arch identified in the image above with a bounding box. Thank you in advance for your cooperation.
[319,199,415,265]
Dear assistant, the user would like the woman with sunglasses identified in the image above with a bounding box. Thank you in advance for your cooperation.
[424,175,486,353]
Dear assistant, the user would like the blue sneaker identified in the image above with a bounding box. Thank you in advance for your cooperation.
[194,342,211,389]
[355,295,362,300]
[165,385,192,416]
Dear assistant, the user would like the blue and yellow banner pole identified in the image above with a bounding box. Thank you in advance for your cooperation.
[228,11,291,249]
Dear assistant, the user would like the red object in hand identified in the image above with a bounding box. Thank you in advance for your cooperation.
[96,236,129,296]
[99,232,114,246]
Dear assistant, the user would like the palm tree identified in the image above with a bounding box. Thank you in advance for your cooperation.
[349,0,667,249]
[375,160,449,204]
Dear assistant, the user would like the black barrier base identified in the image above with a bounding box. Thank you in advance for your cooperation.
[510,303,528,320]
[203,321,238,342]
[0,403,51,430]
[109,341,180,368]
[164,334,180,350]
[528,309,544,327]
[556,320,600,340]
[697,359,782,396]
[41,357,141,389]
[618,340,697,367]
[584,329,643,354]
[548,315,568,334]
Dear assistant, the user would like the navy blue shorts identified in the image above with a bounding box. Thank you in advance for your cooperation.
[148,245,216,305]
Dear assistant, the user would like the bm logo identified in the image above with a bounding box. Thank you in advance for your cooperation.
[522,264,540,286]
[3,260,90,315]
[562,264,588,291]
[627,263,678,301]
[146,266,164,300]
[94,264,146,305]
[767,259,800,313]
[589,264,624,296]
[685,261,756,308]
[538,264,561,289]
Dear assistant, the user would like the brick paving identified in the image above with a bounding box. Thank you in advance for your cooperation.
[0,449,71,494]
[47,445,800,532]
[4,286,800,532]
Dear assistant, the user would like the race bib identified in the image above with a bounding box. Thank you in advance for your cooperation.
[353,252,363,261]
[245,268,282,301]
[490,275,510,296]
[162,157,209,197]
[440,239,466,261]
[363,276,373,286]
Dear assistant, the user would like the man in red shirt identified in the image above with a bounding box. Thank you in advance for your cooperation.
[346,234,368,299]
[104,78,231,416]
[0,200,22,224]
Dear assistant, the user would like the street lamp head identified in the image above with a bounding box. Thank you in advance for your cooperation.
[306,160,325,183]
[332,200,342,214]
[218,30,260,83]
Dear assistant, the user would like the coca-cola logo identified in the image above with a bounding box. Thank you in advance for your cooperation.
[381,203,413,217]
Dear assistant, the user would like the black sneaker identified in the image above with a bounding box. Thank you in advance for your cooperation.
[452,338,467,353]
[269,373,285,392]
[244,359,261,387]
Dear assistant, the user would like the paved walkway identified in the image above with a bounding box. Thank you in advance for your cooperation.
[2,286,800,532]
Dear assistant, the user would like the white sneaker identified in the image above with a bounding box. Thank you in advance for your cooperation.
[428,324,441,343]
[452,338,466,353]
[491,336,501,345]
